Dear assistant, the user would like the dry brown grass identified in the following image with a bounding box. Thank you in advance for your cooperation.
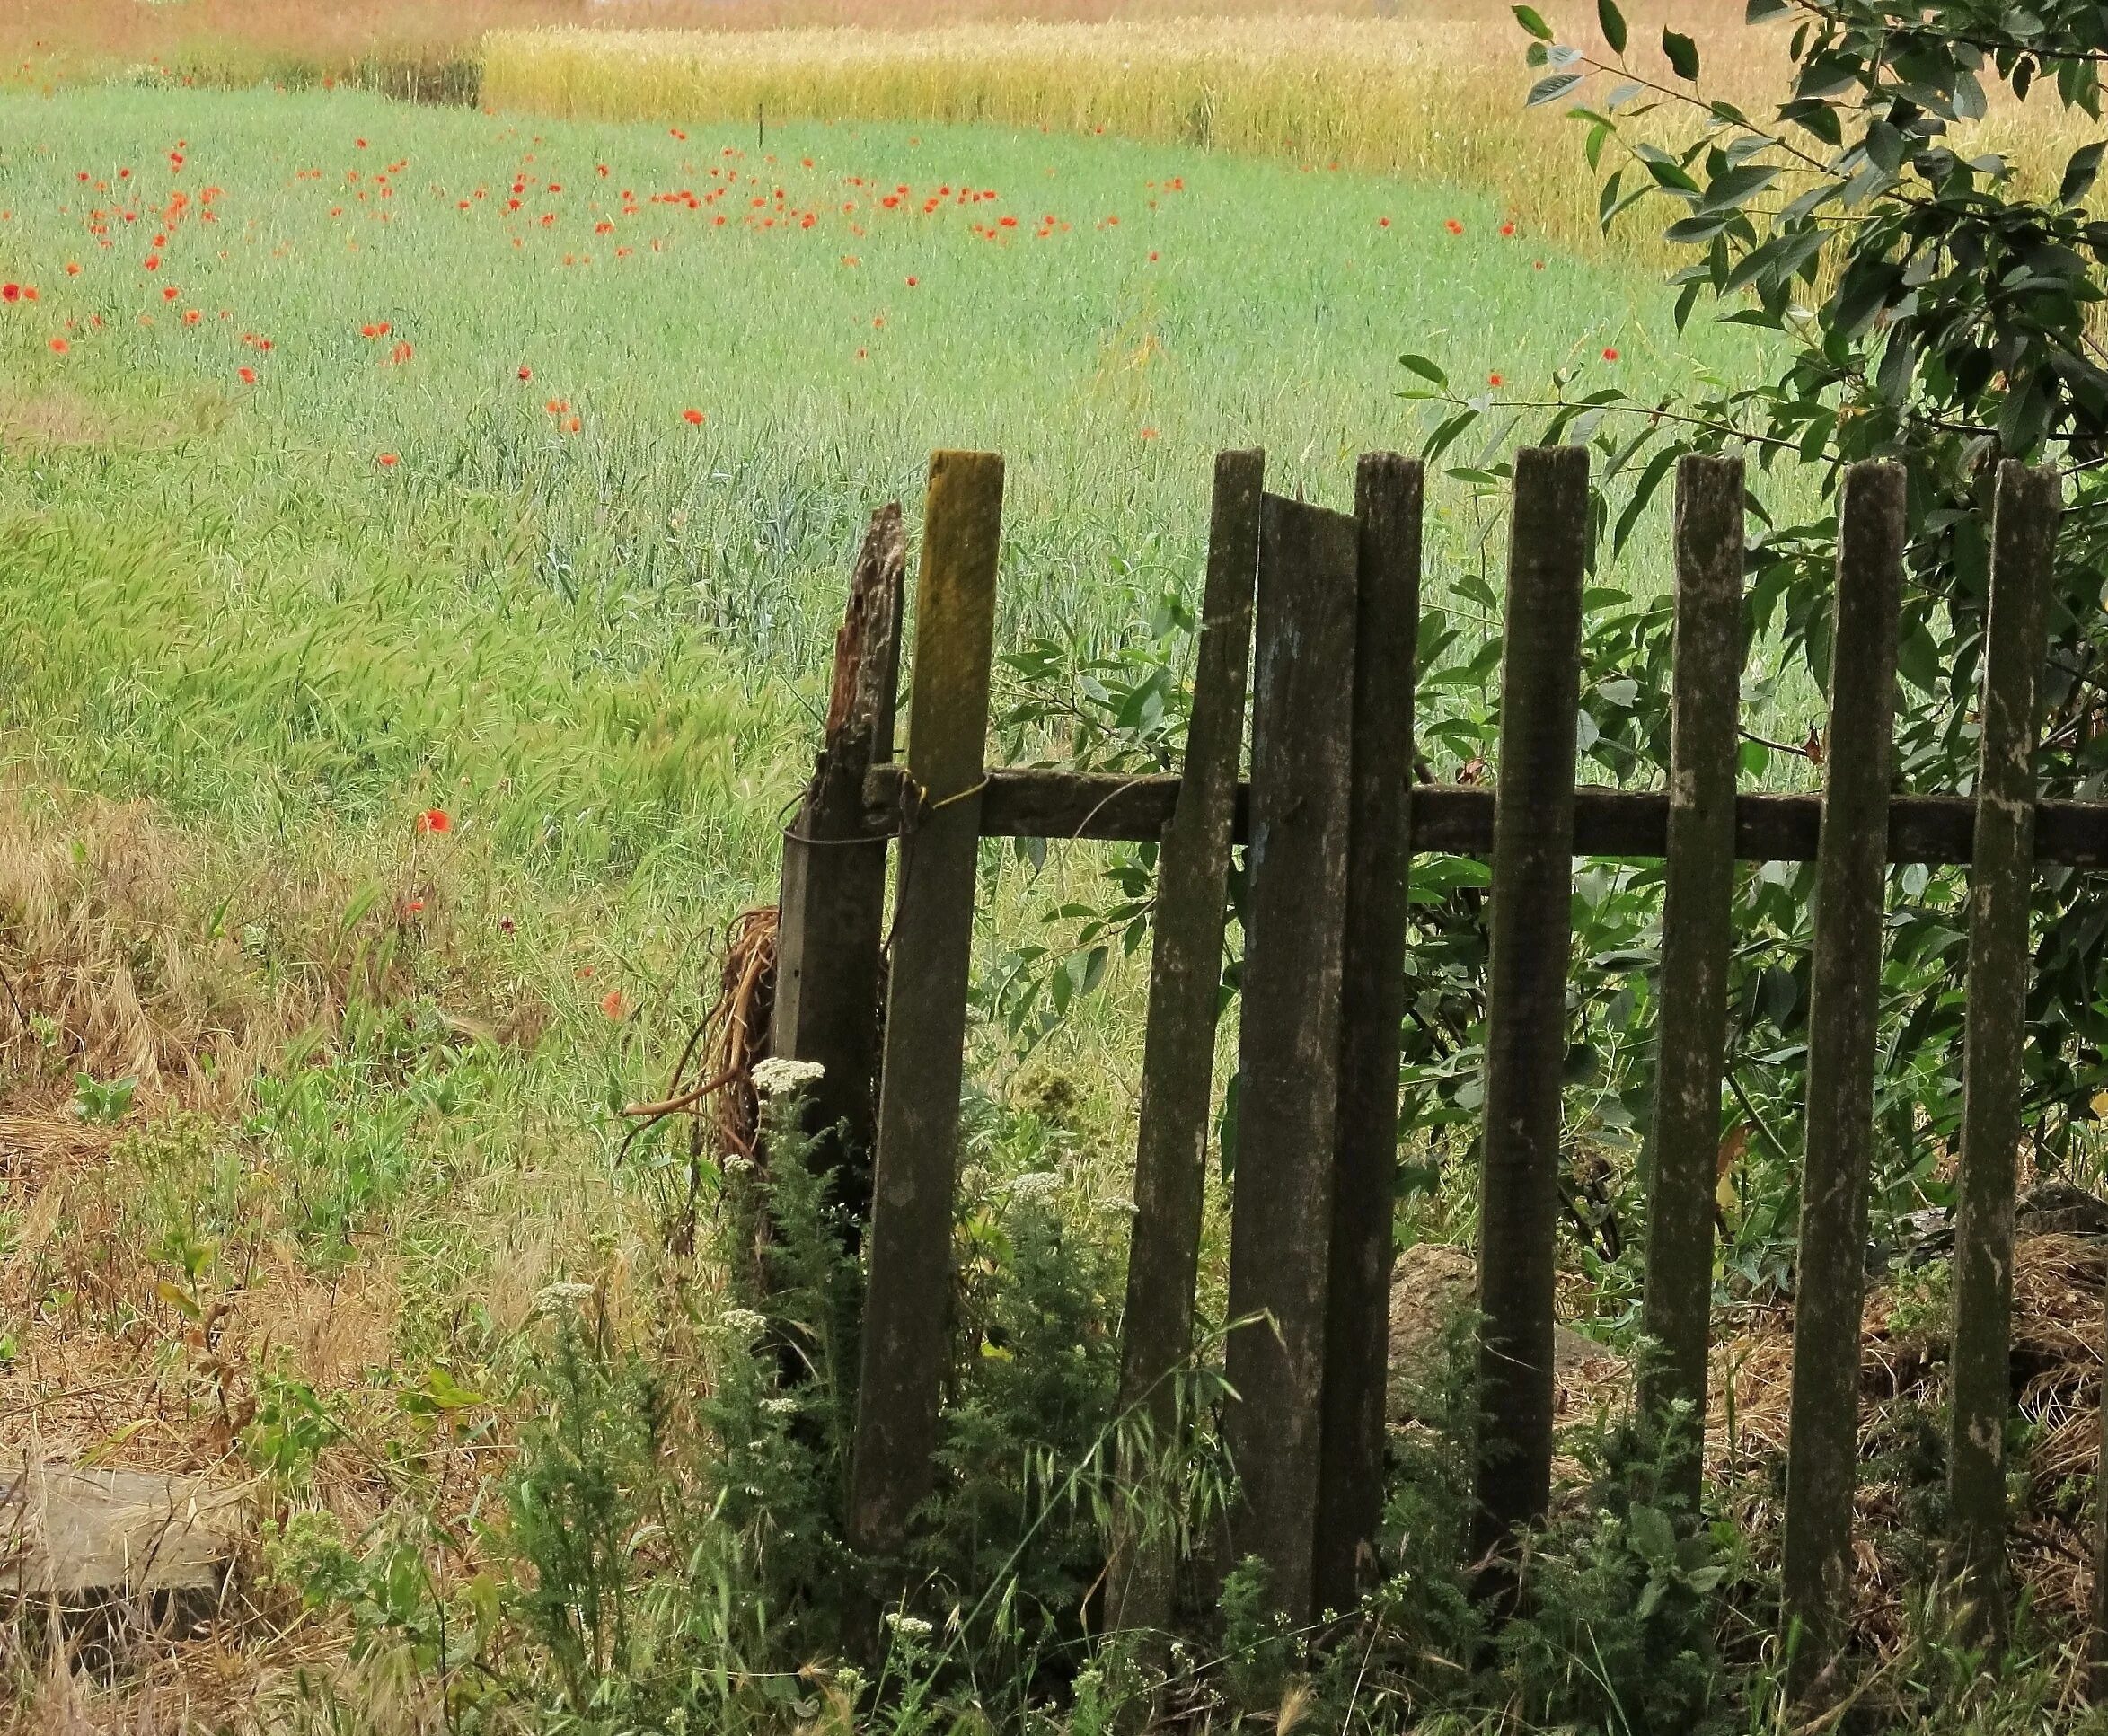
[1704,1234,2108,1661]
[0,796,529,1731]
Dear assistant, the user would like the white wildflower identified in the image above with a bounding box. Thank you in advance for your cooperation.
[1004,1170,1064,1204]
[533,1280,598,1315]
[752,1056,826,1098]
[884,1613,934,1640]
[719,1307,769,1338]
[761,1396,799,1415]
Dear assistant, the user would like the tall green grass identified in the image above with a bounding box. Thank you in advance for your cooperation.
[0,86,1772,845]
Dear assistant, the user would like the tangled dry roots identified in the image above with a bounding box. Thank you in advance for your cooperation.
[622,904,777,1162]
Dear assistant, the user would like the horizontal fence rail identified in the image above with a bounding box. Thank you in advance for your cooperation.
[861,764,2108,867]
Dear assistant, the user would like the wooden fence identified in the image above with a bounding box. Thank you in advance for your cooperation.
[769,445,2095,1687]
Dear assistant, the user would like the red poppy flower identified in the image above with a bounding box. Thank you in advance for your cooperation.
[1500,221,1517,237]
[905,276,918,287]
[1,282,18,302]
[48,337,66,354]
[1602,347,1619,361]
[162,285,177,301]
[416,807,450,833]
[389,339,413,365]
[377,452,400,467]
[237,365,256,383]
[1488,372,1504,387]
[1379,216,1391,228]
[682,408,705,425]
[600,989,629,1020]
[517,365,532,382]
[1444,218,1464,235]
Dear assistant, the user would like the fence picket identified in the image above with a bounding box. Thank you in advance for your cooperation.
[1638,455,1744,1500]
[1222,491,1362,1625]
[1469,445,1591,1604]
[847,452,1005,1562]
[1946,461,2059,1637]
[1108,449,1265,1637]
[1780,460,1907,1693]
[771,503,906,1213]
[1314,453,1424,1615]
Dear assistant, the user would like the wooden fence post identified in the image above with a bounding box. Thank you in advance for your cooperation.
[1108,450,1265,1637]
[771,504,906,1213]
[1313,453,1424,1615]
[1637,454,1744,1502]
[1946,461,2058,1638]
[1222,491,1362,1626]
[1468,445,1590,1606]
[847,452,1005,1562]
[1781,460,1906,1695]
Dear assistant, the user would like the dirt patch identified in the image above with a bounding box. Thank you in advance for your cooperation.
[0,390,126,451]
[1388,1240,1630,1427]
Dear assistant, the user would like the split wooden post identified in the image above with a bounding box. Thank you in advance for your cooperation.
[847,452,1004,1561]
[771,504,907,1214]
[1637,455,1745,1503]
[1313,453,1424,1615]
[1222,491,1362,1626]
[1781,460,1906,1695]
[1108,450,1265,1637]
[1468,445,1590,1605]
[1946,461,2058,1638]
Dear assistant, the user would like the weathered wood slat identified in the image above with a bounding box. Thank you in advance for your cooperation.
[860,766,2108,868]
[771,504,906,1213]
[1314,453,1423,1615]
[1946,462,2058,1639]
[1782,460,1907,1695]
[847,452,1005,1562]
[1469,445,1590,1606]
[1222,491,1362,1626]
[1638,455,1744,1502]
[1108,449,1265,1638]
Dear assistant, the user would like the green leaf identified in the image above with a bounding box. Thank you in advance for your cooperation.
[1898,618,1940,693]
[1663,27,1700,79]
[1399,353,1450,389]
[1597,0,1627,54]
[2062,140,2106,207]
[1745,0,1790,18]
[1527,70,1585,106]
[1629,1502,1678,1563]
[1665,213,1733,244]
[1700,162,1781,211]
[1513,4,1554,40]
[1612,445,1681,556]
